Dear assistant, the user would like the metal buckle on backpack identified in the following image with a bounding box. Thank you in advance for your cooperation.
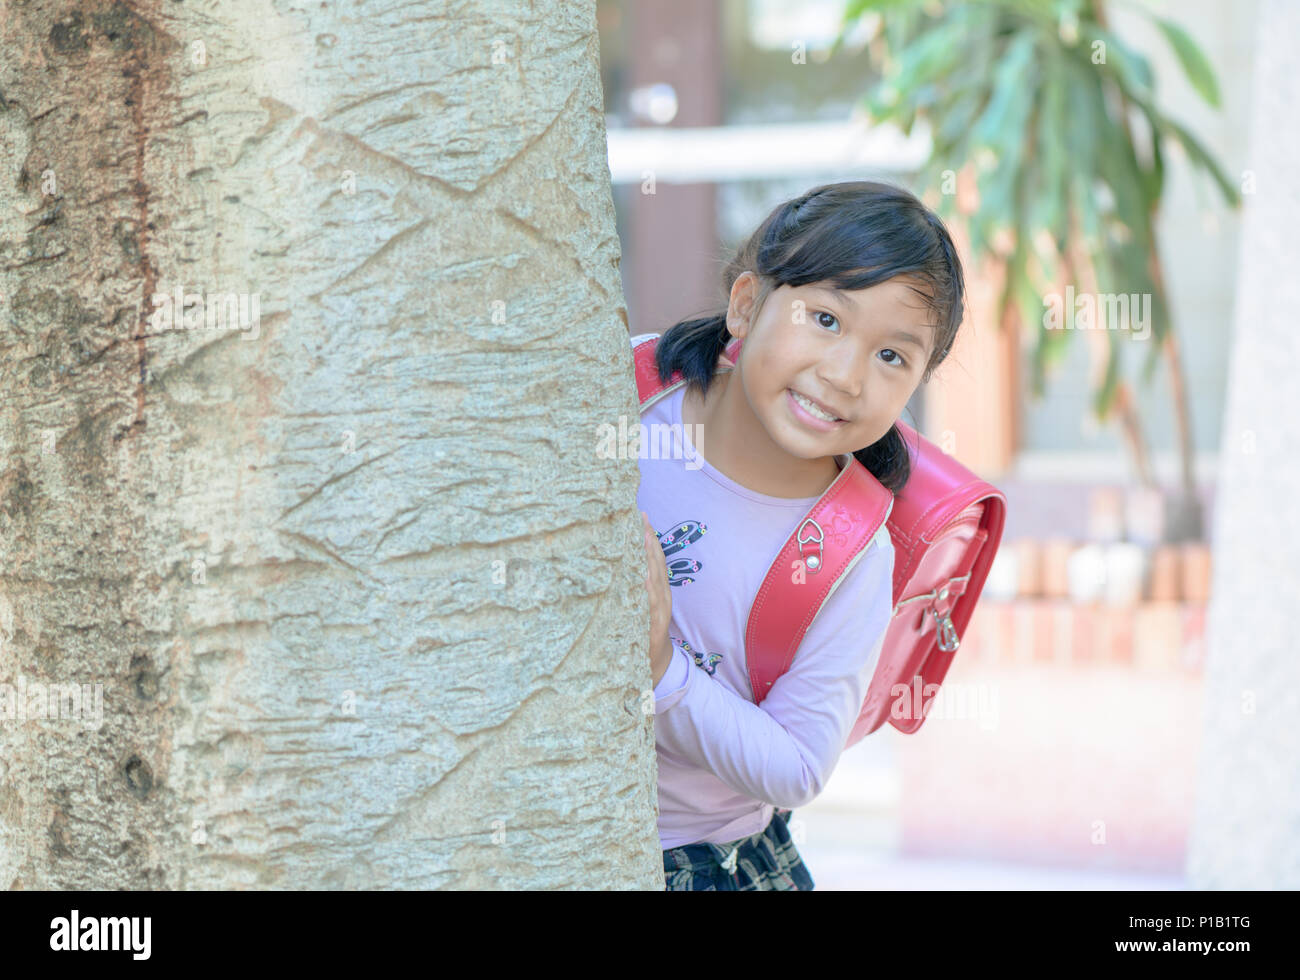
[893,572,972,614]
[796,518,824,573]
[931,608,960,652]
[895,572,971,652]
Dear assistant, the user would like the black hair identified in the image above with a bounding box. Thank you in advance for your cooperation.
[651,180,966,494]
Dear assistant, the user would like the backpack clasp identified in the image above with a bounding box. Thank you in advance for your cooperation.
[931,608,961,652]
[796,518,825,573]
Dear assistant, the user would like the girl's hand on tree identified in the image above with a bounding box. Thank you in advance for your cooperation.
[641,511,675,686]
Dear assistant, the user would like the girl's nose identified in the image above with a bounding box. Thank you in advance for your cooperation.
[816,345,864,398]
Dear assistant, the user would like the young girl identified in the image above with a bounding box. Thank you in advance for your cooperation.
[634,180,966,891]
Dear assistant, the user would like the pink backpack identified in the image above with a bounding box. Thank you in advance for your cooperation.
[634,334,1008,743]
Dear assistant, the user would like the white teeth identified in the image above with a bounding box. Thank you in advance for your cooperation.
[791,390,839,422]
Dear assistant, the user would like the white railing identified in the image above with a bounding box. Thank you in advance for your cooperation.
[605,118,931,184]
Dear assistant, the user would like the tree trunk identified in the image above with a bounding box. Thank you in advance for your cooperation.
[0,0,659,889]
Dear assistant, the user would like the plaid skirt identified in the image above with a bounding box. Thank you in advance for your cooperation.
[662,808,814,891]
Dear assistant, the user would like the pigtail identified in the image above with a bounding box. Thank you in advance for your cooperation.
[853,425,913,495]
[652,313,730,400]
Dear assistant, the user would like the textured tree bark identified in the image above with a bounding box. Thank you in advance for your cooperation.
[0,0,660,889]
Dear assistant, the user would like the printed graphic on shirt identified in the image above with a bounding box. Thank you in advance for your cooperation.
[673,636,723,676]
[653,519,707,587]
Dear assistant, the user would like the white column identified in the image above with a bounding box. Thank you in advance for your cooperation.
[1186,0,1300,888]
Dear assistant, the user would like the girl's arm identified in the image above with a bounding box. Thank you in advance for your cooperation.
[652,527,895,810]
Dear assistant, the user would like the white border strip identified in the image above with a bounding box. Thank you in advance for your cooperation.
[605,119,932,184]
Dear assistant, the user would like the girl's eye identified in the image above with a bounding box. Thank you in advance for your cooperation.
[879,348,907,368]
[814,311,908,368]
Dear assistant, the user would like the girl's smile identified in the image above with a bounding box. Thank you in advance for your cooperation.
[786,388,848,430]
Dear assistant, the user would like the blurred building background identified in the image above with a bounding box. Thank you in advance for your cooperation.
[602,0,1260,888]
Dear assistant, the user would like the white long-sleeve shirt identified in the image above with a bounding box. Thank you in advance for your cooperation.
[632,333,895,848]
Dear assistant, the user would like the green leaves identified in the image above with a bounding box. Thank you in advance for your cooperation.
[865,8,975,124]
[971,32,1039,244]
[837,0,1237,432]
[1027,56,1066,243]
[1130,97,1166,209]
[842,0,930,20]
[1163,116,1240,207]
[970,32,1038,150]
[1152,16,1220,108]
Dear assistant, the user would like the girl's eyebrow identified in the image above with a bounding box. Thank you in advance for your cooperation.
[806,285,933,351]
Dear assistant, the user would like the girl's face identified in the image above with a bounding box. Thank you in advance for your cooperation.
[726,272,936,462]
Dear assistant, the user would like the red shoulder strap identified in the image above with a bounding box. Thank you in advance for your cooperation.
[631,334,892,706]
[632,335,681,405]
[744,462,892,705]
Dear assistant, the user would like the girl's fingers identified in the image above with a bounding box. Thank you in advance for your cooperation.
[643,527,659,584]
[641,515,670,608]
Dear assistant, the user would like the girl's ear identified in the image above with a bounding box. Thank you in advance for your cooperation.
[726,271,760,338]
